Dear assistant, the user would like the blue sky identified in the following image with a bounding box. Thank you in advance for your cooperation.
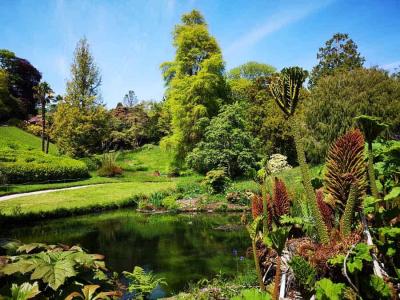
[1,0,399,108]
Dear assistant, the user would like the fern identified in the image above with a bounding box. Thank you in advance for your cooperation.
[123,266,166,299]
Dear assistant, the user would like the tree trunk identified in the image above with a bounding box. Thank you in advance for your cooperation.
[46,135,50,154]
[291,117,330,244]
[41,99,46,152]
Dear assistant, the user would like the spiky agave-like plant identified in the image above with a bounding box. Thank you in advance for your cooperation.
[269,67,330,244]
[354,115,388,199]
[325,129,367,209]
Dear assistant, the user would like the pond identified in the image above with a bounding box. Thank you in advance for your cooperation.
[0,210,249,297]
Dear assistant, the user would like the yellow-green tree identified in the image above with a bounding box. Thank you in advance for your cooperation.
[52,38,110,157]
[160,10,229,168]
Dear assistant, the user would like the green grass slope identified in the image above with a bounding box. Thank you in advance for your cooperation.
[0,126,57,154]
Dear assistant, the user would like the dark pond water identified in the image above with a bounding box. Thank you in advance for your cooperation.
[0,210,249,297]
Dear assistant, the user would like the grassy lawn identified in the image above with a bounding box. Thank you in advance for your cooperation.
[0,126,58,154]
[0,181,176,215]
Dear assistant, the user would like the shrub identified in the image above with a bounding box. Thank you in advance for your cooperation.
[202,169,231,194]
[0,149,89,184]
[97,152,123,177]
[266,154,292,174]
[162,195,178,209]
[24,124,42,137]
[187,103,259,178]
[79,156,101,171]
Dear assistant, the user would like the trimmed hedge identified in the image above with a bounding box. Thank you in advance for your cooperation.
[0,149,89,184]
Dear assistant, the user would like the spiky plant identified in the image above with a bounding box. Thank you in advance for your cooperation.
[316,189,333,230]
[273,177,290,220]
[325,129,366,210]
[251,194,264,219]
[354,115,388,199]
[340,179,358,237]
[269,67,329,244]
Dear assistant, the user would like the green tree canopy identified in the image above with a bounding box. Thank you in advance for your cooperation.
[160,10,229,167]
[51,38,110,157]
[305,68,400,163]
[186,102,259,178]
[227,61,276,81]
[0,49,42,119]
[309,33,365,87]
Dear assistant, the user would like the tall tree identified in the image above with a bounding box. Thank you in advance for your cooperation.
[52,38,110,157]
[0,49,42,119]
[65,38,102,108]
[33,82,54,152]
[160,10,228,168]
[309,33,365,87]
[123,90,138,107]
[227,61,276,81]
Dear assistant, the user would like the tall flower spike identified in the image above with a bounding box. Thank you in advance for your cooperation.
[316,189,333,230]
[273,177,290,219]
[325,129,366,209]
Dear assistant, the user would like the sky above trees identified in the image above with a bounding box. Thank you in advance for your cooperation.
[1,0,399,107]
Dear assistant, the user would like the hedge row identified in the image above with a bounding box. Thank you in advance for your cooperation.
[0,149,89,184]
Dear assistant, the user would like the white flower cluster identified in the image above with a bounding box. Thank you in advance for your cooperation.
[266,153,292,174]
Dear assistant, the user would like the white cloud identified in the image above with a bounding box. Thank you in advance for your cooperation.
[226,0,333,54]
[381,60,400,70]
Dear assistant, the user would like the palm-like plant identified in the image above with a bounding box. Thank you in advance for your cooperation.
[33,82,54,153]
[354,115,388,198]
[269,67,330,244]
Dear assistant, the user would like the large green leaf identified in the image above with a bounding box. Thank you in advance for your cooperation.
[0,250,100,291]
[315,278,345,300]
[9,282,40,300]
[231,288,272,300]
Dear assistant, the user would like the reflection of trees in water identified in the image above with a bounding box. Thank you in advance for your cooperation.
[0,210,248,293]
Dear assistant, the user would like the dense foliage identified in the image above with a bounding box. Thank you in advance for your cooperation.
[160,10,229,168]
[51,39,111,157]
[304,68,400,163]
[187,103,258,177]
[308,33,365,87]
[0,49,42,121]
[0,148,89,184]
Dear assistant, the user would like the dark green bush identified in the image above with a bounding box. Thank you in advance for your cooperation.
[202,169,231,194]
[79,156,101,171]
[0,149,89,184]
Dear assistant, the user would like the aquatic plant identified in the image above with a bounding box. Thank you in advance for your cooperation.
[269,67,329,244]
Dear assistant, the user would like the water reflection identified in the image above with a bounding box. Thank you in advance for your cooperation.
[1,210,249,295]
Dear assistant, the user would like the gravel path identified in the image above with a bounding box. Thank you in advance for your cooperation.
[0,184,103,202]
